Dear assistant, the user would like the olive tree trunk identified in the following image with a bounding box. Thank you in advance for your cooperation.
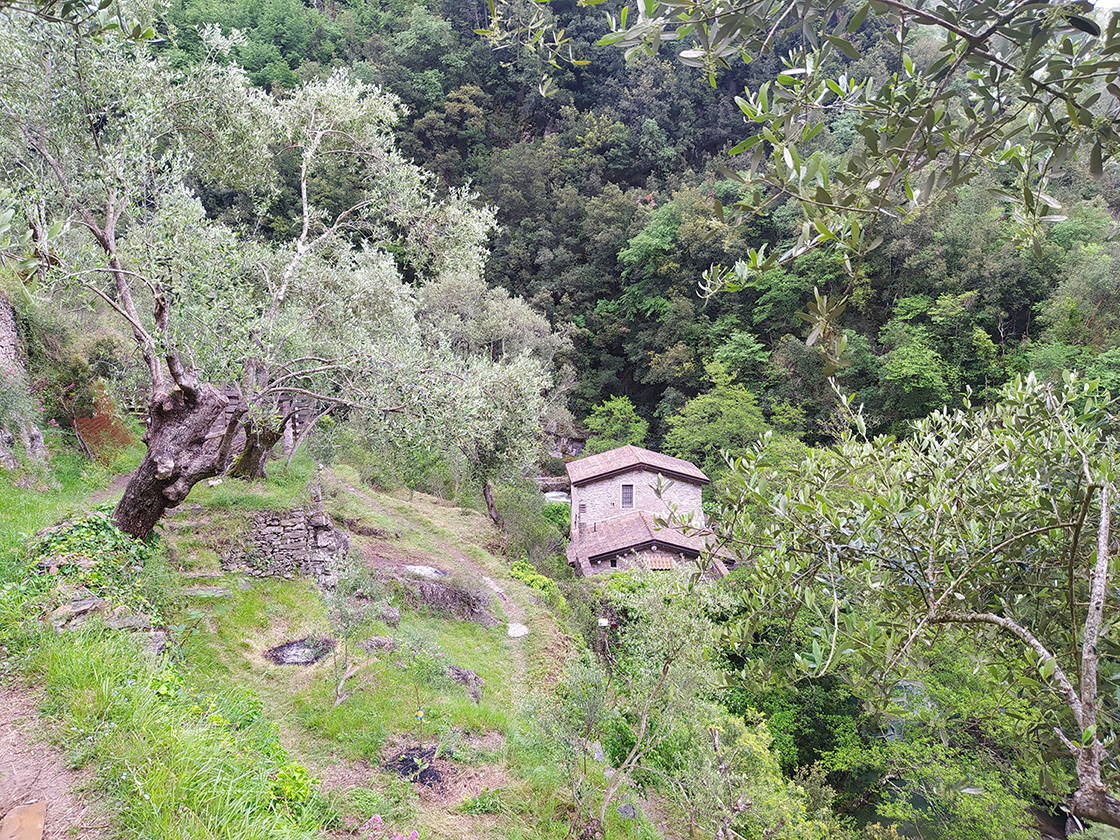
[228,418,285,480]
[112,382,236,539]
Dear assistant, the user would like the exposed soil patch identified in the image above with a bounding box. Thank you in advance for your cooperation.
[0,687,105,839]
[264,637,335,665]
[353,544,442,573]
[382,746,447,787]
[399,578,498,627]
[443,764,514,809]
[338,516,398,539]
[462,729,506,755]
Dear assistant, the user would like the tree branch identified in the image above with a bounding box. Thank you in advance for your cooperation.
[932,610,1081,726]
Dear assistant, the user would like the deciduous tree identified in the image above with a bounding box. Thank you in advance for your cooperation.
[483,0,1120,366]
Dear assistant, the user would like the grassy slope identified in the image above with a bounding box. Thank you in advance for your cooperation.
[0,453,126,579]
[165,468,586,839]
[2,458,633,840]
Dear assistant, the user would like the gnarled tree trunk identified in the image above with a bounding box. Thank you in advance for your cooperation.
[483,480,501,526]
[112,382,234,539]
[228,418,285,480]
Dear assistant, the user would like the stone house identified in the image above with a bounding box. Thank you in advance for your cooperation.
[565,444,725,576]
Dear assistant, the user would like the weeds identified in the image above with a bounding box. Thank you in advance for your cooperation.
[27,630,334,839]
[27,504,170,618]
[0,452,109,583]
[460,787,505,815]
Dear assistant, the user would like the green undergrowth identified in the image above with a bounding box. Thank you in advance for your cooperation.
[0,462,662,840]
[0,452,116,583]
[26,629,333,839]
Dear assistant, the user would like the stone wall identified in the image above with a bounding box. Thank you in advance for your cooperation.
[0,292,23,377]
[571,468,703,536]
[0,293,46,470]
[225,506,350,588]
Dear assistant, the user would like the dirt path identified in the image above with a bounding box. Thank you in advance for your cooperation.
[0,688,105,839]
[0,472,133,835]
[88,471,132,507]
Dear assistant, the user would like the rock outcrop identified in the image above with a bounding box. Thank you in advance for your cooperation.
[0,292,47,470]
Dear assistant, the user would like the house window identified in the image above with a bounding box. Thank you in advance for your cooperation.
[621,484,634,508]
[610,557,618,568]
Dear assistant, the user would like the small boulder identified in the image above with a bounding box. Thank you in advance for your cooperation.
[50,596,110,631]
[378,603,401,628]
[145,629,171,659]
[104,607,151,631]
[359,635,396,653]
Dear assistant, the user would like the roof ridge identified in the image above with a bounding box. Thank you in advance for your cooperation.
[565,444,709,485]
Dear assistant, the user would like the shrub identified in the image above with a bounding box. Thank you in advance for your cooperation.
[492,484,567,566]
[541,502,570,536]
[510,558,567,616]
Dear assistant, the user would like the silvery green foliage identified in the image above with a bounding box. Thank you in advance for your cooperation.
[713,372,1120,827]
[416,269,570,365]
[0,11,551,488]
[0,13,275,388]
[451,351,550,485]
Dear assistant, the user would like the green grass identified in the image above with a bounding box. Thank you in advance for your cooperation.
[28,629,332,839]
[0,461,668,840]
[186,456,315,514]
[182,575,517,761]
[0,452,116,583]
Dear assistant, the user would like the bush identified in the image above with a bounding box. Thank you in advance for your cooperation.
[510,557,567,617]
[541,502,570,537]
[542,456,567,477]
[492,484,567,567]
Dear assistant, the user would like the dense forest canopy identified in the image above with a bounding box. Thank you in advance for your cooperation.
[4,0,1120,836]
[7,0,1120,456]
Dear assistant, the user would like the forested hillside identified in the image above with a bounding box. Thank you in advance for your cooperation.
[140,0,1120,455]
[4,0,1120,837]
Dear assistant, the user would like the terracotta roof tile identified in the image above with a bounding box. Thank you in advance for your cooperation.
[566,445,709,486]
[578,511,705,564]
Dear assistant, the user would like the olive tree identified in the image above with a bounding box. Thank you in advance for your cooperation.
[0,18,530,538]
[709,373,1120,828]
[0,0,154,38]
[0,20,280,537]
[215,69,499,481]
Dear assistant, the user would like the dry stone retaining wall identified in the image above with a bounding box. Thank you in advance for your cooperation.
[225,507,350,588]
[0,293,46,470]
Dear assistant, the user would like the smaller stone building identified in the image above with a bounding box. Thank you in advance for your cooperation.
[565,445,724,576]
